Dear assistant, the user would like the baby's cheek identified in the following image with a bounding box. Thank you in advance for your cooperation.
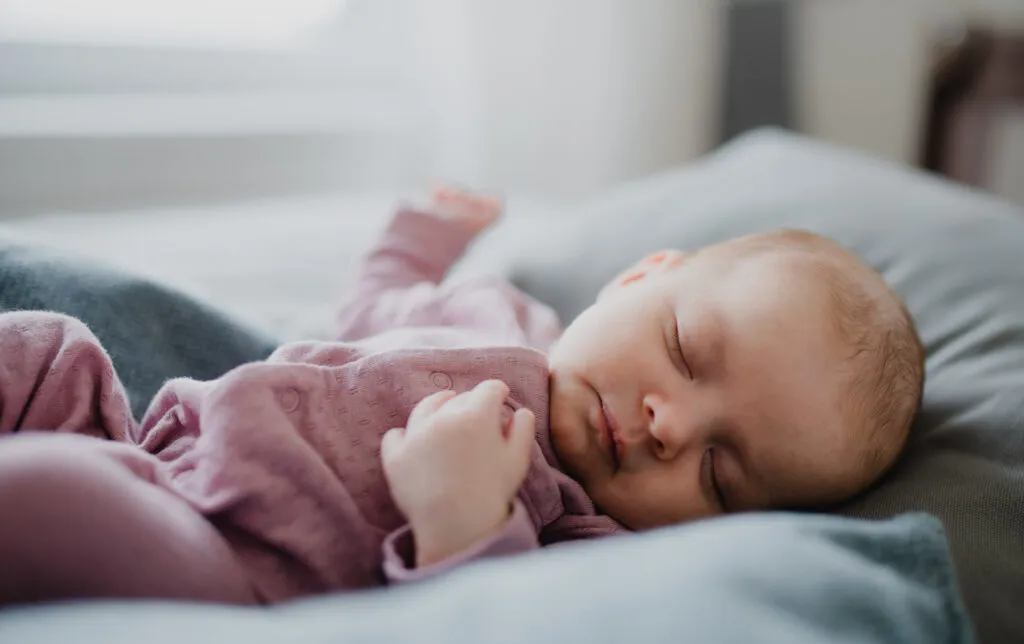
[613,471,713,529]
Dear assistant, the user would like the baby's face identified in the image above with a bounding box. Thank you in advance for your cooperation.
[547,244,866,530]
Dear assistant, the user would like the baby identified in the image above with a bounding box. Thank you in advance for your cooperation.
[0,188,924,606]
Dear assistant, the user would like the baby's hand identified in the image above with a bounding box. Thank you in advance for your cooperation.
[380,380,535,567]
[431,185,502,236]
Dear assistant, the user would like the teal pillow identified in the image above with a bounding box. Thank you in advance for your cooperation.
[0,512,972,644]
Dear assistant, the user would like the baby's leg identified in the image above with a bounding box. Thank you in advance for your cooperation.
[0,434,256,605]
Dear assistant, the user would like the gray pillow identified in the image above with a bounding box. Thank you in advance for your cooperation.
[508,129,1024,644]
[0,512,972,644]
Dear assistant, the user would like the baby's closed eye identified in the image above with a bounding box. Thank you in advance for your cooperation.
[701,447,728,512]
[667,321,693,379]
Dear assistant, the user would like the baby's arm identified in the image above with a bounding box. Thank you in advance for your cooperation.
[334,188,498,342]
[0,311,135,441]
[335,188,563,351]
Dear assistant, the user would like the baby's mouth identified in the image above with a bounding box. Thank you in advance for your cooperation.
[593,390,622,472]
[601,400,625,471]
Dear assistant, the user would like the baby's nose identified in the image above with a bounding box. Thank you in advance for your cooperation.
[643,394,689,461]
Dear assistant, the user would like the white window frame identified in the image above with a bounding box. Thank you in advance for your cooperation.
[0,0,423,216]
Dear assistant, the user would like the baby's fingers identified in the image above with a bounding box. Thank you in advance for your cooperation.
[407,389,458,429]
[379,427,404,468]
[504,408,536,484]
[460,379,510,411]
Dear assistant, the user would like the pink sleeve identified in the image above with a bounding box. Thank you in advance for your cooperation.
[335,207,564,351]
[0,311,135,441]
[334,206,477,341]
[381,499,539,584]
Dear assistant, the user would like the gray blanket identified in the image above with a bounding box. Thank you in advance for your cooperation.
[0,512,973,644]
[0,241,277,419]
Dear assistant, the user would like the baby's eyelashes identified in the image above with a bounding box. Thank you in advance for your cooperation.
[668,324,692,379]
[701,447,728,513]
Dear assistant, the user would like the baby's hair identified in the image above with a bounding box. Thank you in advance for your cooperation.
[732,230,925,486]
[829,269,924,479]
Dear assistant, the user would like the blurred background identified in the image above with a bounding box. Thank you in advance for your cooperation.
[0,0,1022,218]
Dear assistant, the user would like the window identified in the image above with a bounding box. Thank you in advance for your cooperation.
[0,0,349,49]
[0,0,421,214]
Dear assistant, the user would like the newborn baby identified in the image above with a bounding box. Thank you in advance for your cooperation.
[0,188,923,606]
[548,221,925,527]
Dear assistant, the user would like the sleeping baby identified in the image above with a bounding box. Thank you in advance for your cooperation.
[0,187,924,605]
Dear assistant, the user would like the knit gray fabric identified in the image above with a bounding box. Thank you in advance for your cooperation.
[0,242,276,420]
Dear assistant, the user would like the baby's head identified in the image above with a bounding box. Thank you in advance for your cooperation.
[547,229,923,530]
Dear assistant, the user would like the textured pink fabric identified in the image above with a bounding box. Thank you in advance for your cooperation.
[0,207,625,604]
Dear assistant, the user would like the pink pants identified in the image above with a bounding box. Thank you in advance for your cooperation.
[0,433,257,606]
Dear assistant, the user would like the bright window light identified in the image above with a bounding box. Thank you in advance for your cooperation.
[0,0,348,47]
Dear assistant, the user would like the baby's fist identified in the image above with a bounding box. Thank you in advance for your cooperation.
[431,185,502,235]
[380,380,535,567]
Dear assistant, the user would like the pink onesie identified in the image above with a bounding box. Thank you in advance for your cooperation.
[0,206,625,606]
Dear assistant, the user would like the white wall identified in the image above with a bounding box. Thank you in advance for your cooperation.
[990,108,1024,206]
[412,0,1022,195]
[793,0,1024,167]
[952,0,1024,28]
[4,0,1021,216]
[409,0,724,198]
[793,0,935,166]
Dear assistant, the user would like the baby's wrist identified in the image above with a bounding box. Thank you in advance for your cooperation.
[411,502,513,568]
